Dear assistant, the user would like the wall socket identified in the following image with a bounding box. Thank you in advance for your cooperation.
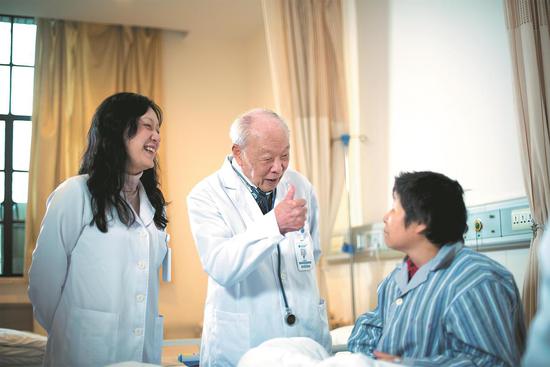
[511,207,533,231]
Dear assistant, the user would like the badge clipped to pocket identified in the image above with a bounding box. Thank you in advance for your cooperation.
[294,228,314,271]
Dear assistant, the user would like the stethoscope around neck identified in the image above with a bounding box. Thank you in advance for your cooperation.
[230,158,297,326]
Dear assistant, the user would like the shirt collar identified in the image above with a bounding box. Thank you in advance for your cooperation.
[395,242,464,294]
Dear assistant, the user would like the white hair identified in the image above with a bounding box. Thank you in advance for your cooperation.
[229,108,289,148]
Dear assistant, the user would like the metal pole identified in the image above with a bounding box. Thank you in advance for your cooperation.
[341,134,356,321]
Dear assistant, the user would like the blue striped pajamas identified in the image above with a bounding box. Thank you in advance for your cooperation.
[348,243,525,366]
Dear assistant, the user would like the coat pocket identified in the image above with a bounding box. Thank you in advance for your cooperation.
[67,307,119,367]
[212,309,250,367]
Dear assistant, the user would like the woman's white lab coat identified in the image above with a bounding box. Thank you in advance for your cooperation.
[28,175,169,367]
[187,157,331,367]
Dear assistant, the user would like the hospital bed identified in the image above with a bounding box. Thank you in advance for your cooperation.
[0,328,46,367]
[0,328,200,367]
[0,326,398,367]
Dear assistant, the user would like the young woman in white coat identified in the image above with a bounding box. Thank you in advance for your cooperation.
[28,92,170,367]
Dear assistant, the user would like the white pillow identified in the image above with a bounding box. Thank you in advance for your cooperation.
[330,325,354,346]
[0,328,47,366]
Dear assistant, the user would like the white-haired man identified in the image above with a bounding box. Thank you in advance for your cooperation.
[187,109,331,366]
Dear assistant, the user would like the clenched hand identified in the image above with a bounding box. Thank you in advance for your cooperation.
[275,185,307,235]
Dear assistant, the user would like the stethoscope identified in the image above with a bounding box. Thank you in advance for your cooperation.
[230,158,297,326]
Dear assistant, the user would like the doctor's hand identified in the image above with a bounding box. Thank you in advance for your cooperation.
[274,185,307,235]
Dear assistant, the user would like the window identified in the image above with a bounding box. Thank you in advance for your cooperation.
[0,15,36,276]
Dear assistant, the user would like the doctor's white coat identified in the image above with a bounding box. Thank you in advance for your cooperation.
[28,175,169,367]
[187,157,331,367]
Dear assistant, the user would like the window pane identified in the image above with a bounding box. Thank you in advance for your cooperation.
[0,171,4,203]
[12,23,36,66]
[0,20,10,64]
[0,120,4,170]
[11,66,34,115]
[12,222,25,274]
[13,202,26,221]
[13,120,32,170]
[0,66,9,114]
[0,172,3,220]
[12,171,28,203]
[0,223,3,274]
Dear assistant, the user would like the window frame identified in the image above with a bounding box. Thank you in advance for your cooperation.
[0,14,35,277]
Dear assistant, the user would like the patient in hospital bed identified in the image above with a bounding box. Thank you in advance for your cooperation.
[347,172,525,366]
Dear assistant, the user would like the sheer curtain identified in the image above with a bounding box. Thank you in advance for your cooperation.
[24,19,163,278]
[504,0,550,328]
[262,0,349,306]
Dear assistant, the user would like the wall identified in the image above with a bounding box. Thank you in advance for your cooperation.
[159,28,274,338]
[326,0,528,326]
[387,0,524,206]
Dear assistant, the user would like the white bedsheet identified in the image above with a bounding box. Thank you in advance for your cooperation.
[238,337,401,367]
[0,328,46,367]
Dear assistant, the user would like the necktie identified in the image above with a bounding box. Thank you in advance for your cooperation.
[251,188,274,214]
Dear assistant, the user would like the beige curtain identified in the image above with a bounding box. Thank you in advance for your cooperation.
[24,19,163,277]
[262,0,349,310]
[505,0,550,328]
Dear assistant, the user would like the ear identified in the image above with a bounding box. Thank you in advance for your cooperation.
[413,222,427,235]
[232,144,243,165]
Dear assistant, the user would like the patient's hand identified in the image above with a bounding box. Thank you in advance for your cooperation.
[373,350,402,364]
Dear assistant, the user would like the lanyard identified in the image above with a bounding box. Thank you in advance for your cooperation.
[230,158,296,325]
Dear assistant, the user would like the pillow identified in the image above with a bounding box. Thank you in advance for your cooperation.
[330,325,354,347]
[0,328,47,366]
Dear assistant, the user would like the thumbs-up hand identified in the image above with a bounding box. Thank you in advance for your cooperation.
[275,184,307,234]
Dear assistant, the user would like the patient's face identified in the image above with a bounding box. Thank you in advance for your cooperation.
[383,194,424,252]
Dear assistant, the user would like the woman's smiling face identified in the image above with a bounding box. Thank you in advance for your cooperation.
[125,107,160,174]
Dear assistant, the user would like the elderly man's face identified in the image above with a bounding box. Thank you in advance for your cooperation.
[233,117,290,192]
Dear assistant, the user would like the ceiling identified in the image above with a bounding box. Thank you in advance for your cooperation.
[0,0,264,38]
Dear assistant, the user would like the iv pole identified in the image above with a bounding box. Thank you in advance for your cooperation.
[340,133,356,321]
[336,132,367,322]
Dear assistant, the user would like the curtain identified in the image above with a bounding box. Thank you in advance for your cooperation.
[24,19,163,279]
[262,0,349,311]
[504,0,550,328]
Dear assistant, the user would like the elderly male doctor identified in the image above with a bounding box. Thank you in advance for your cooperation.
[187,109,331,366]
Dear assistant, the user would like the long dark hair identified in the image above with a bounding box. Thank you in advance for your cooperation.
[79,92,168,232]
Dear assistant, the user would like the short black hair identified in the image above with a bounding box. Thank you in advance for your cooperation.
[393,171,467,247]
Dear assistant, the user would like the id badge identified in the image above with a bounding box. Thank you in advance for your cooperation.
[162,233,171,282]
[162,247,172,282]
[294,229,314,271]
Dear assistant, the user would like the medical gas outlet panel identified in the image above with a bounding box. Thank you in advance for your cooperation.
[464,197,533,250]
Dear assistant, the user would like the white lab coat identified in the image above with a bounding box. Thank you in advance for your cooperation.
[187,157,331,367]
[28,175,169,367]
